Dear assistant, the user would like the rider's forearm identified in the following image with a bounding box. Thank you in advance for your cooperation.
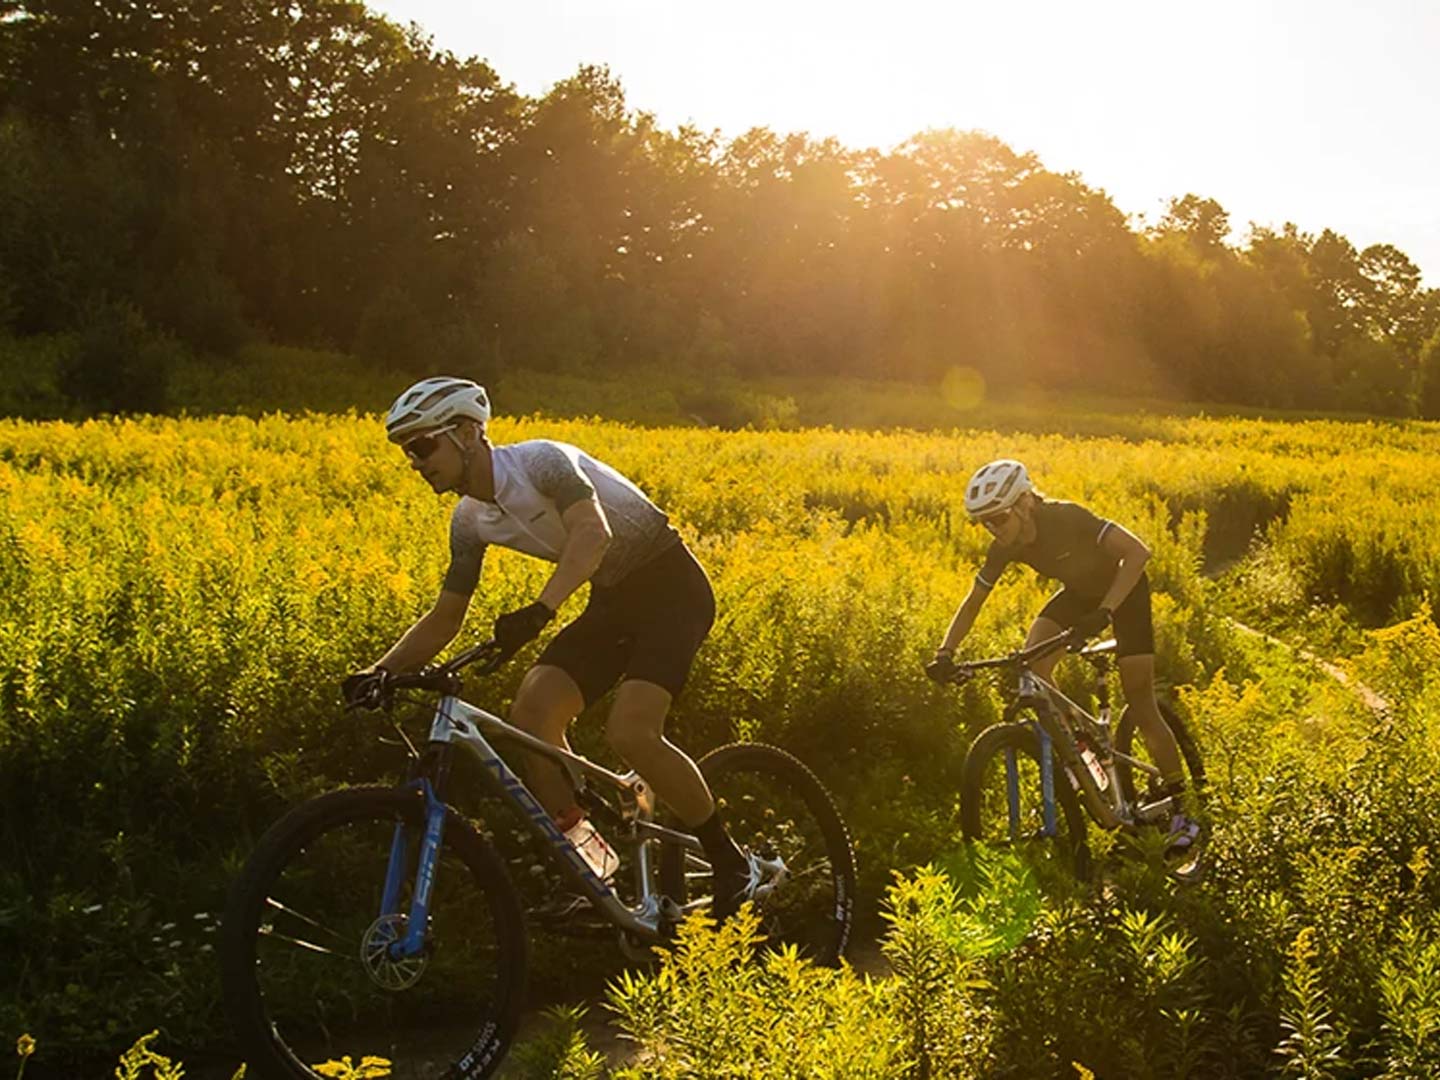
[939,588,986,652]
[939,610,975,653]
[537,520,611,611]
[376,610,463,673]
[1100,553,1150,613]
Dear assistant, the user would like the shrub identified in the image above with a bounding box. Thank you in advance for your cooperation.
[56,302,179,415]
[0,333,70,419]
[605,908,903,1079]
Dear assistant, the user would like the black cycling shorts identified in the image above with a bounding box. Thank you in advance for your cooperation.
[1036,573,1155,658]
[537,541,715,706]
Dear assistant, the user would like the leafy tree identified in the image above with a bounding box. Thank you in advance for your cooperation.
[1411,326,1440,419]
[1358,244,1436,378]
[1159,193,1231,254]
[0,1,1434,415]
[58,301,177,414]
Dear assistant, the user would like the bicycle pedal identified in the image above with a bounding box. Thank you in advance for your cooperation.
[1135,796,1176,823]
[1163,813,1202,850]
[1169,852,1206,884]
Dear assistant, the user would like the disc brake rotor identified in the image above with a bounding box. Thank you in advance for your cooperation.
[361,913,428,990]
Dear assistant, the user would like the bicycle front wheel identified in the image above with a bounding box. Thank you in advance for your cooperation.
[959,721,1092,880]
[662,742,856,965]
[220,786,527,1080]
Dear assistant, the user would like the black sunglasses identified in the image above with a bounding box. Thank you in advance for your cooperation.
[979,507,1014,528]
[401,425,456,461]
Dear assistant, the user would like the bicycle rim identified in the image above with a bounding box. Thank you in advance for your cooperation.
[220,787,526,1080]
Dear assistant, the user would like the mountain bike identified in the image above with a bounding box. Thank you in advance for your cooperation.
[939,630,1206,882]
[219,640,856,1080]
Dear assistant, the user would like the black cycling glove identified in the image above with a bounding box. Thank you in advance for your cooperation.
[342,667,390,709]
[925,651,958,683]
[1071,607,1112,642]
[493,601,555,656]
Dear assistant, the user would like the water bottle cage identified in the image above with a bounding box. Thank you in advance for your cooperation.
[577,787,624,831]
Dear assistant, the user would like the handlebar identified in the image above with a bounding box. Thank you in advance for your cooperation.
[937,628,1081,685]
[350,639,511,710]
[401,638,510,685]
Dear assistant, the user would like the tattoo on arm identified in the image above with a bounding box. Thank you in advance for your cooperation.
[443,515,486,596]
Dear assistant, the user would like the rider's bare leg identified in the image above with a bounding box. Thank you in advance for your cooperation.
[1118,653,1184,785]
[1024,616,1067,683]
[606,678,748,913]
[1028,621,1185,788]
[604,679,714,826]
[508,664,586,819]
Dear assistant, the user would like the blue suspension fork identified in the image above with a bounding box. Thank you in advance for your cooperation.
[1006,720,1058,838]
[1037,724,1058,837]
[379,777,447,960]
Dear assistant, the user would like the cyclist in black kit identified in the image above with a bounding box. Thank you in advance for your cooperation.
[343,377,751,917]
[927,459,1199,847]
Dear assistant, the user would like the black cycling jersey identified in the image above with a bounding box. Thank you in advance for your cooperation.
[976,500,1118,595]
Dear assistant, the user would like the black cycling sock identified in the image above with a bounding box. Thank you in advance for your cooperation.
[693,808,747,872]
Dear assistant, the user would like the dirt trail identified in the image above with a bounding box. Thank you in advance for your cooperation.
[1223,616,1390,715]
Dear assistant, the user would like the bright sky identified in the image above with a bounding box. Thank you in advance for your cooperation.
[371,0,1440,286]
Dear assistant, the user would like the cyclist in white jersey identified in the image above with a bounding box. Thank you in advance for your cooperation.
[343,377,750,918]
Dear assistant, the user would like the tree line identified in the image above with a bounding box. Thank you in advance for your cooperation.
[2,0,1438,417]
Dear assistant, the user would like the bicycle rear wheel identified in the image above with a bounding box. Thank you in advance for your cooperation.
[220,786,527,1080]
[661,742,855,965]
[959,721,1092,880]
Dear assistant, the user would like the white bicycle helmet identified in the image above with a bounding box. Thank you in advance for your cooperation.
[964,459,1032,520]
[385,377,491,443]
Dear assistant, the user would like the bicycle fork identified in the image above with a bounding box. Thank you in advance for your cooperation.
[376,777,447,965]
[1005,722,1060,839]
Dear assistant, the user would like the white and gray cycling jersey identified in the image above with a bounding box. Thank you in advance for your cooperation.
[442,440,678,594]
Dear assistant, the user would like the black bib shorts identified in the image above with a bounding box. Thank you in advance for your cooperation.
[1037,572,1155,658]
[537,541,716,706]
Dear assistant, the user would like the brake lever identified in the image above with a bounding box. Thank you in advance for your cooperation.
[342,672,395,714]
[342,692,386,714]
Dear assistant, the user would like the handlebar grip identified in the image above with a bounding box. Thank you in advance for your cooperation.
[352,640,509,710]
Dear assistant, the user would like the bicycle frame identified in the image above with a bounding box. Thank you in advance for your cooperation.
[990,636,1171,834]
[380,693,710,961]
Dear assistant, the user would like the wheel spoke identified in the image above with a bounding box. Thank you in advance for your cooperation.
[258,924,358,962]
[263,896,355,945]
[961,722,1089,880]
[660,744,854,965]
